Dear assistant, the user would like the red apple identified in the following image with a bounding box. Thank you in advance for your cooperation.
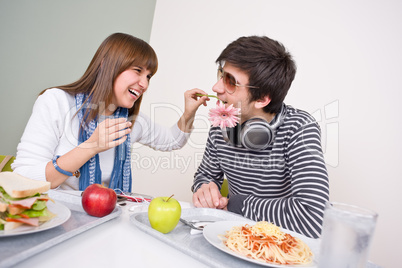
[81,184,117,217]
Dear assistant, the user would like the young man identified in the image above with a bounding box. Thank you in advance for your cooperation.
[191,36,329,238]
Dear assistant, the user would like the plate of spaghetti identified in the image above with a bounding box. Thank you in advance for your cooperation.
[203,220,317,267]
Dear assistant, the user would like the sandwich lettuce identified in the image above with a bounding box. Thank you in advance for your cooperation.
[0,186,55,230]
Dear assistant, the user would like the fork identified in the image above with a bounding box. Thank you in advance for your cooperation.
[179,218,215,231]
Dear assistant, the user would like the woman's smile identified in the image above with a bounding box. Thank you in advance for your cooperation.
[111,67,151,111]
[128,88,141,99]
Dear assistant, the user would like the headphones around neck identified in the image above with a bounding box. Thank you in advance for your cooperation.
[222,104,287,150]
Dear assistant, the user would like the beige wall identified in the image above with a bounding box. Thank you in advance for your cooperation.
[0,0,156,155]
[132,0,401,267]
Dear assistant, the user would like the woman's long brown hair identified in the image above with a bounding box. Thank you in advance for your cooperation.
[41,33,158,128]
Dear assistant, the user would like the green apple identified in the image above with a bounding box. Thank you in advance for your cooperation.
[148,194,181,234]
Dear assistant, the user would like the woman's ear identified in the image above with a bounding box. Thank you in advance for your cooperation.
[254,95,271,109]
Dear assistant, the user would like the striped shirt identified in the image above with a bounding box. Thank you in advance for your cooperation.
[192,105,329,238]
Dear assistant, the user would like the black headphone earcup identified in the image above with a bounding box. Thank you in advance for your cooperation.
[222,124,242,147]
[222,120,273,149]
[222,104,287,150]
[241,120,274,150]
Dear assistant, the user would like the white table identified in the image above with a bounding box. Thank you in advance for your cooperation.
[9,191,381,268]
[13,199,208,268]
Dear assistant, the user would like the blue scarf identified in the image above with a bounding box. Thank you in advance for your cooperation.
[75,93,132,192]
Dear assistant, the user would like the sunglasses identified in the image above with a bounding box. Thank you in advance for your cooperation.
[217,66,259,94]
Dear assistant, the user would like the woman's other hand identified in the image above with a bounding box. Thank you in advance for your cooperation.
[81,118,132,154]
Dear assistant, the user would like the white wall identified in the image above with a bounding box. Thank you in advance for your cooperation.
[132,0,402,266]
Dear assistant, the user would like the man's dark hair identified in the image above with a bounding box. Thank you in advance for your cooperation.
[216,36,296,113]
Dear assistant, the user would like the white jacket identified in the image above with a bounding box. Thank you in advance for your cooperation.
[12,88,190,190]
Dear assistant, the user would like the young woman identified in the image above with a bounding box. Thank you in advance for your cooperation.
[12,33,208,192]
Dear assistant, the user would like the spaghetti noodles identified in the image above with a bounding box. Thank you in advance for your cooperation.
[222,221,313,265]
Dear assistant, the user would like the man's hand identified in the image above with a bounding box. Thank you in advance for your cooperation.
[193,181,228,210]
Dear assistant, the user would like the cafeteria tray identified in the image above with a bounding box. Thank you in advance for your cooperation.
[131,208,286,268]
[131,208,381,268]
[0,190,122,268]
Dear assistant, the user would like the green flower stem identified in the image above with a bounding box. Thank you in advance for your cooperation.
[196,94,223,102]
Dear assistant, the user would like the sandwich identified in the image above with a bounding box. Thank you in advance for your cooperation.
[0,171,55,231]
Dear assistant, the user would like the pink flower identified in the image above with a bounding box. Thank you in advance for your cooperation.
[208,102,241,129]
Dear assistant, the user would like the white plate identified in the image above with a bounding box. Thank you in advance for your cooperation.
[0,201,71,237]
[203,220,319,268]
